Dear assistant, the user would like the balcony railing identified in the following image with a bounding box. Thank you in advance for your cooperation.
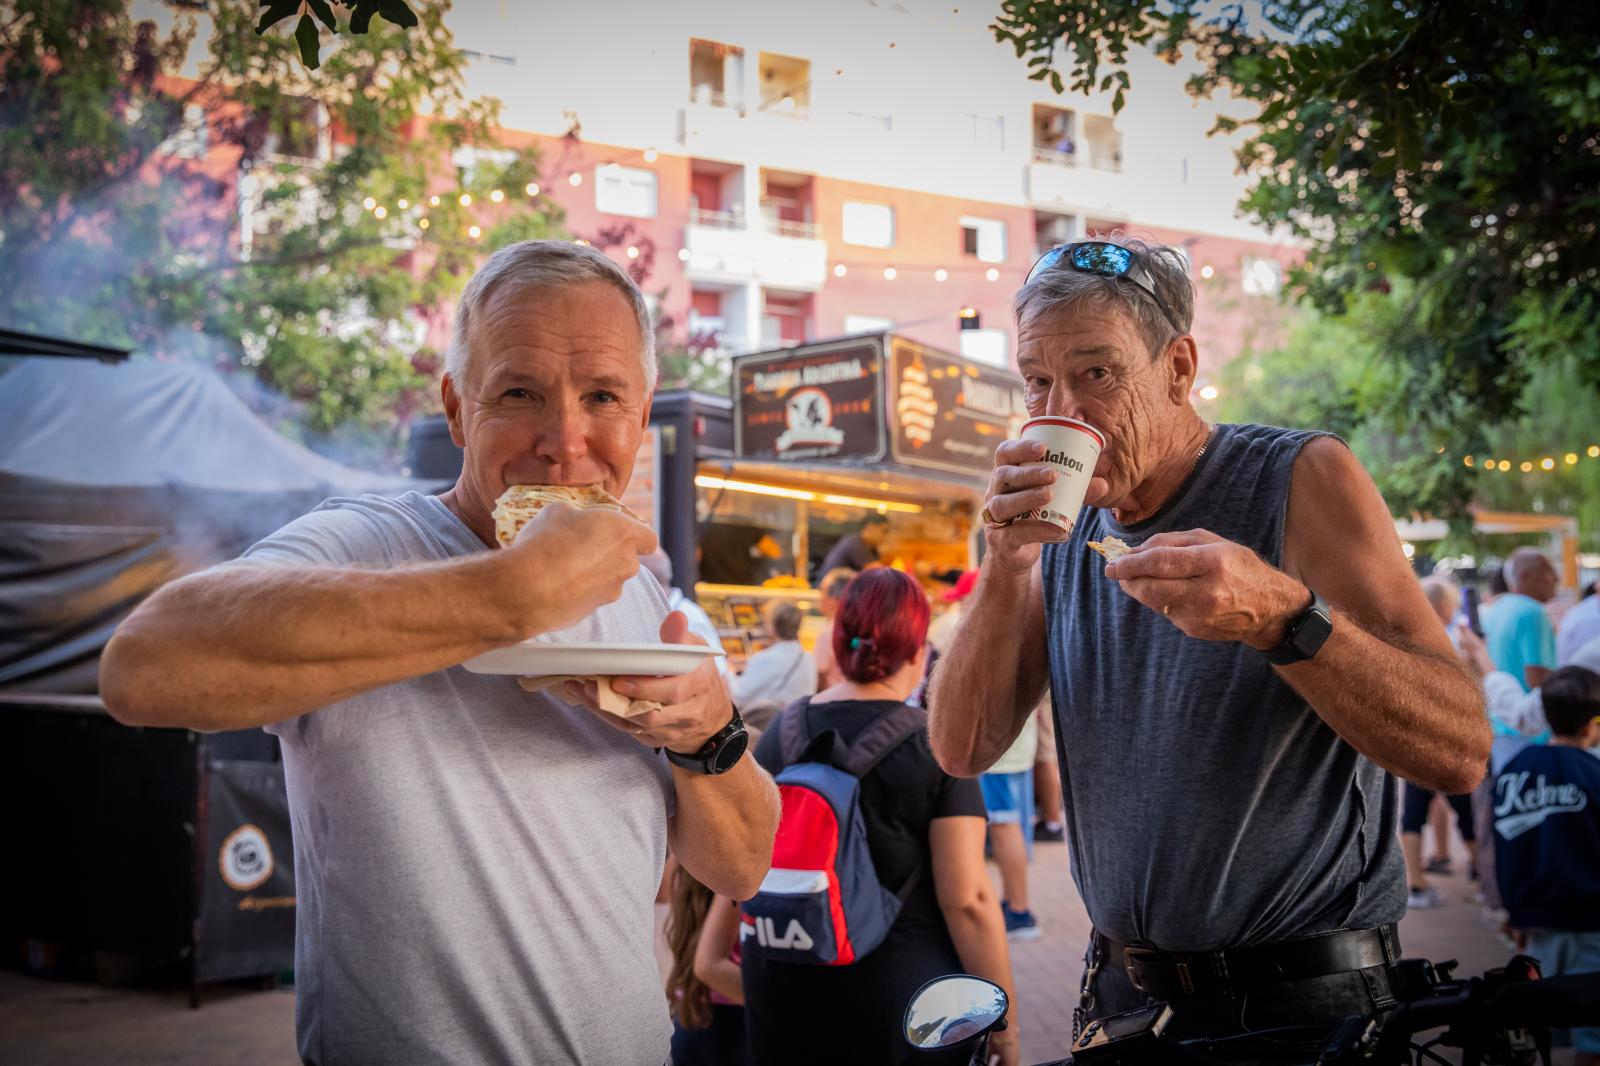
[688,86,734,108]
[1032,145,1078,167]
[764,217,819,240]
[1032,144,1122,173]
[689,207,744,229]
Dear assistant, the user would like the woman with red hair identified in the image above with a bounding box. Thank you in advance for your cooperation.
[742,568,1020,1065]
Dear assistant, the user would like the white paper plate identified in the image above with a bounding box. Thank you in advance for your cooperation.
[461,641,724,677]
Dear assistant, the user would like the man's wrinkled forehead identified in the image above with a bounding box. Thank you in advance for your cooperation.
[468,283,645,380]
[1018,303,1147,364]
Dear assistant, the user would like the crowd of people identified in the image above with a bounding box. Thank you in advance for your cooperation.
[98,236,1598,1065]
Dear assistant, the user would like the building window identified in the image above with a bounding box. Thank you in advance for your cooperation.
[263,98,329,162]
[842,200,894,248]
[1240,256,1284,296]
[595,165,659,219]
[690,38,743,108]
[1032,103,1077,163]
[959,328,1009,367]
[159,104,208,159]
[452,145,516,187]
[964,113,1006,151]
[758,52,810,117]
[960,216,1007,263]
[843,314,894,335]
[1082,114,1123,172]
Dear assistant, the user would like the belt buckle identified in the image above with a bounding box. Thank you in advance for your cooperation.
[1123,946,1199,996]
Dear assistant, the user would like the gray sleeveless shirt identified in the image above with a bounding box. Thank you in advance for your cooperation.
[1040,423,1405,951]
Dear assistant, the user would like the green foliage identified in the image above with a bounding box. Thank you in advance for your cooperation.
[254,0,419,69]
[994,0,1600,527]
[0,0,566,444]
[1220,294,1600,552]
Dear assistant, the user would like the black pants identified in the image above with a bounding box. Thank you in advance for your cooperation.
[1076,933,1400,1061]
[1401,780,1475,840]
[670,1005,748,1066]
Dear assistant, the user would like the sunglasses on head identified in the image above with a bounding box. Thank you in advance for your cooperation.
[1026,241,1185,335]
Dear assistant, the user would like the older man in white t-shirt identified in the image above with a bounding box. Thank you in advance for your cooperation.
[101,241,779,1065]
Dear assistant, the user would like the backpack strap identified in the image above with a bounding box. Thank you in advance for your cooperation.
[840,703,933,906]
[841,702,928,780]
[775,696,816,767]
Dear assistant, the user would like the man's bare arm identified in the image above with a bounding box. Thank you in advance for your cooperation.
[1277,439,1490,793]
[927,563,1051,777]
[1108,438,1489,794]
[928,438,1068,777]
[668,757,780,900]
[101,504,657,731]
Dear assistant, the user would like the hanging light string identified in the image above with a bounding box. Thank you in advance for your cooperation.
[1457,447,1600,474]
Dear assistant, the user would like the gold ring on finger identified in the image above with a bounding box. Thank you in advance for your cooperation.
[980,506,1010,530]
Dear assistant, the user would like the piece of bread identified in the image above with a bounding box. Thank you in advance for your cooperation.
[492,484,640,548]
[516,675,663,719]
[1087,536,1134,562]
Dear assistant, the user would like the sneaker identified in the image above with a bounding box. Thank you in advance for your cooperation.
[1033,820,1066,843]
[1424,857,1452,875]
[1002,903,1042,941]
[1406,885,1443,910]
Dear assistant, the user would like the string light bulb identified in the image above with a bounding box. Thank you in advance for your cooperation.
[489,189,505,203]
[1463,456,1475,467]
[985,267,1000,281]
[362,196,377,210]
[1540,457,1556,471]
[934,268,948,282]
[644,147,659,162]
[397,198,409,209]
[569,173,583,186]
[1590,445,1600,458]
[1520,461,1534,473]
[459,193,473,207]
[468,224,482,239]
[429,195,441,207]
[1565,453,1579,465]
[418,217,429,230]
[373,205,387,219]
[1498,460,1511,471]
[833,264,847,277]
[626,245,640,259]
[525,182,540,196]
[883,267,897,280]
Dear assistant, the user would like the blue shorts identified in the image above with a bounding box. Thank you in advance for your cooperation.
[980,769,1034,826]
[1526,928,1600,1052]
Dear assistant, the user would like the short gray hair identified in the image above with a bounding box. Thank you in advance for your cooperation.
[1420,575,1460,617]
[1014,233,1195,359]
[1505,547,1554,590]
[446,239,656,388]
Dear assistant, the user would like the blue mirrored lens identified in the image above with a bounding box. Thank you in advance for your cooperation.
[1072,243,1132,276]
[1027,245,1069,284]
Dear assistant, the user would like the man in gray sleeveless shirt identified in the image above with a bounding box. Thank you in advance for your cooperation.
[930,237,1489,1052]
[101,241,779,1065]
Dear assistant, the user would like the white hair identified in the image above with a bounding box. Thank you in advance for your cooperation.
[445,239,656,388]
[1504,547,1553,590]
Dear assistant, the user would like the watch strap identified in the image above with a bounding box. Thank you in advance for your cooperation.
[1264,590,1332,666]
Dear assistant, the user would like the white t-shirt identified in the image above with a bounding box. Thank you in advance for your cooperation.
[235,492,673,1066]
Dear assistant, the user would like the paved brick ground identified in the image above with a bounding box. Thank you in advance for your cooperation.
[0,836,1524,1065]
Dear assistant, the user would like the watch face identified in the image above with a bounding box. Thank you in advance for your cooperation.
[710,726,749,774]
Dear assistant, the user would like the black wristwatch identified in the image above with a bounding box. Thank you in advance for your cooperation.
[664,708,749,776]
[1263,589,1333,666]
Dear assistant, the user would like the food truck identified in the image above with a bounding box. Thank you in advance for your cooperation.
[684,332,1026,667]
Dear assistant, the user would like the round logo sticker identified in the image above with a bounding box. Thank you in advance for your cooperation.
[219,824,273,891]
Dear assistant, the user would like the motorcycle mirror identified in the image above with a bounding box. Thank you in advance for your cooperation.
[904,974,1009,1050]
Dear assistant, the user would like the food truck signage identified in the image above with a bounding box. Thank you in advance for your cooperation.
[734,341,886,462]
[888,338,1027,476]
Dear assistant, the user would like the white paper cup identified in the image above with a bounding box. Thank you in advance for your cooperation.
[1013,416,1106,534]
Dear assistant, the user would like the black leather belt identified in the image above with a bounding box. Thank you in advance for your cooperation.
[1101,925,1401,1000]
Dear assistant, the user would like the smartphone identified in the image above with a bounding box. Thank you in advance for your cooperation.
[1460,586,1484,637]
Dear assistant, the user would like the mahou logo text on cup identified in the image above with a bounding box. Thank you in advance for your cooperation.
[1016,417,1105,533]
